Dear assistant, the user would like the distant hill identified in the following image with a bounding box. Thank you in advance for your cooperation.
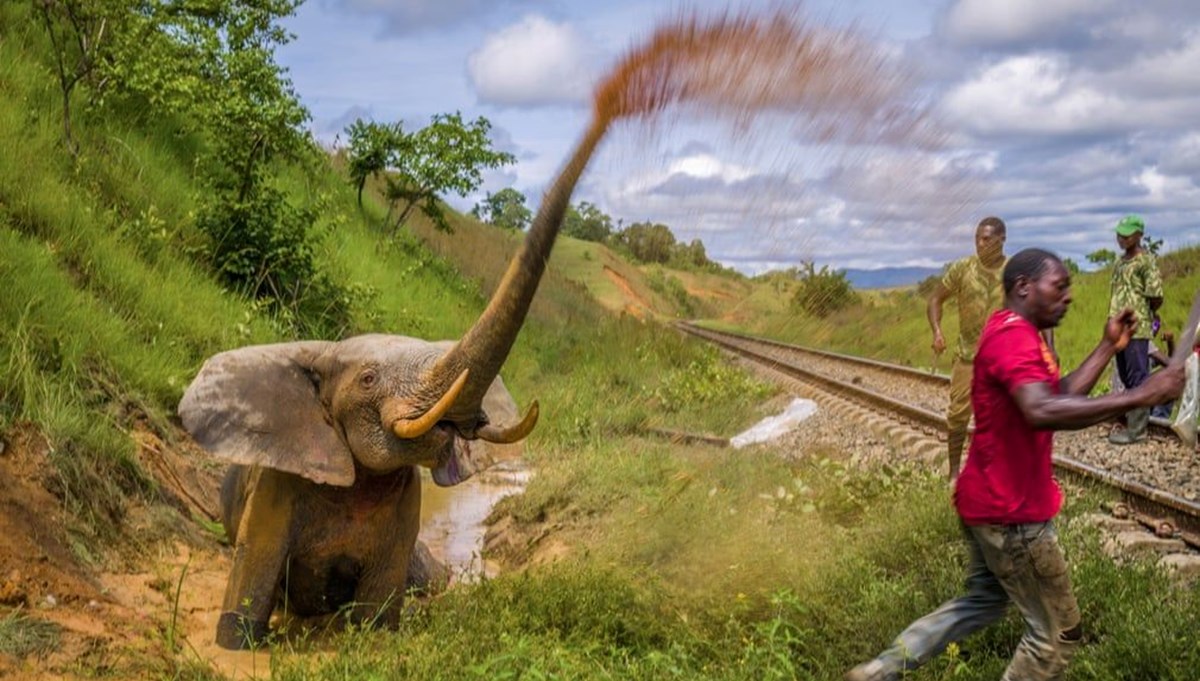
[841,266,942,289]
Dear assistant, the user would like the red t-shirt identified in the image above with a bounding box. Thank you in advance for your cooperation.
[954,309,1063,525]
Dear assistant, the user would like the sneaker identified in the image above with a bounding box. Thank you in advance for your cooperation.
[844,659,892,681]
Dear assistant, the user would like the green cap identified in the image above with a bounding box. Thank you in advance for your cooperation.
[1115,214,1145,236]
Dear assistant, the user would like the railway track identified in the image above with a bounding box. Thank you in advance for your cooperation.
[677,321,1200,551]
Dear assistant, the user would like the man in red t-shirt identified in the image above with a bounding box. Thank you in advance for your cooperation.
[847,249,1183,681]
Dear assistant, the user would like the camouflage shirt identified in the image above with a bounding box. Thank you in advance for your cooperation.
[1109,252,1163,339]
[942,255,1006,361]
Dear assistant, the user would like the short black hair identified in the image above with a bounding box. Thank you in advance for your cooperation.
[977,216,1006,235]
[1003,248,1061,294]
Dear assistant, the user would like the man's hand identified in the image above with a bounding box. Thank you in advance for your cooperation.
[1133,364,1185,406]
[932,330,946,355]
[1104,309,1137,351]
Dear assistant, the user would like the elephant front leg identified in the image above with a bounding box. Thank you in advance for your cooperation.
[217,468,295,650]
[348,475,422,629]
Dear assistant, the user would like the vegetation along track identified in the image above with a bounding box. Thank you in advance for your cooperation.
[677,322,1200,550]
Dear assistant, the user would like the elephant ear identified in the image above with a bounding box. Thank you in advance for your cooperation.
[178,341,356,487]
[430,375,524,487]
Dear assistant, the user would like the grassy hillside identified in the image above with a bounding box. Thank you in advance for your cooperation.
[472,229,754,322]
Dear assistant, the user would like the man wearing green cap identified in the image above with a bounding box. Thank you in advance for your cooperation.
[1108,214,1164,444]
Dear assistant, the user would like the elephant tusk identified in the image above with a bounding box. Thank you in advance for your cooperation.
[392,369,470,440]
[476,400,539,444]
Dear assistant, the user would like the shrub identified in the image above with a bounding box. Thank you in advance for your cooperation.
[646,269,697,318]
[791,261,857,318]
[194,185,355,338]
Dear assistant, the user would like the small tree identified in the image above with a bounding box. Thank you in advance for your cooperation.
[472,187,531,231]
[1062,257,1081,276]
[1086,248,1117,268]
[670,238,713,270]
[563,201,615,242]
[1144,235,1164,256]
[35,0,127,154]
[382,112,515,234]
[619,221,676,263]
[791,261,857,318]
[346,119,404,208]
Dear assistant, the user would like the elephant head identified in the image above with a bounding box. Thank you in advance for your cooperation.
[179,338,527,488]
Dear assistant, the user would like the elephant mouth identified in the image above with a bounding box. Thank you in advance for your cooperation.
[428,429,493,487]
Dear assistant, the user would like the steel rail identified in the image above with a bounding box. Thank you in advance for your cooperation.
[679,323,946,433]
[678,322,1177,437]
[676,321,951,387]
[679,322,1200,548]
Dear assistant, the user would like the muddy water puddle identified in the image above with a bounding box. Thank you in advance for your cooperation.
[419,459,531,582]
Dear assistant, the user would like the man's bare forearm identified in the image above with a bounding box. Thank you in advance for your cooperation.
[1060,339,1119,396]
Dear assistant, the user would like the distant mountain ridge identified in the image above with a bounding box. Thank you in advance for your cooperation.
[840,266,942,289]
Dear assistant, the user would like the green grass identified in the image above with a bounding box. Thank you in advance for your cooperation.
[0,608,61,658]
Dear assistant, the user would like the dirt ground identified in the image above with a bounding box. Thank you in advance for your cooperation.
[0,424,285,680]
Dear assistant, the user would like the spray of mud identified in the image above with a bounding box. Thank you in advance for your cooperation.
[593,9,933,140]
[582,7,981,283]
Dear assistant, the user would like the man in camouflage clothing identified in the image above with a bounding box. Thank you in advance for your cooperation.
[1108,214,1164,444]
[928,217,1007,480]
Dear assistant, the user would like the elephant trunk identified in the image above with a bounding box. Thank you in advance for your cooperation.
[427,116,611,424]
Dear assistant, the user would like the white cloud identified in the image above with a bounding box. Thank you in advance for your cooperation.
[467,15,598,107]
[1104,30,1200,97]
[667,154,756,183]
[1133,166,1200,205]
[939,0,1115,47]
[943,55,1129,135]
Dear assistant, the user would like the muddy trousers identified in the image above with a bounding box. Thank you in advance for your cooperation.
[946,359,973,475]
[871,522,1081,681]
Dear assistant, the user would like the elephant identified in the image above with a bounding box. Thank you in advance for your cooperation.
[179,116,612,650]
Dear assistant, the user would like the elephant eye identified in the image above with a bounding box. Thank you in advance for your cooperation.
[359,370,378,388]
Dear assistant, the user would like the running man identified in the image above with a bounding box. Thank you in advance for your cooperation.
[846,249,1184,681]
[927,216,1007,480]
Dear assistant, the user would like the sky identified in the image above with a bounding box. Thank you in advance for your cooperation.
[277,0,1200,274]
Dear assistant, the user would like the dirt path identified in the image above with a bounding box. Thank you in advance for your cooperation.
[602,265,653,318]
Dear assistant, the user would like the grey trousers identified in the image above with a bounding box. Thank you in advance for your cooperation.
[873,521,1081,680]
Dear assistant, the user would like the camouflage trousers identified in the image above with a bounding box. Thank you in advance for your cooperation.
[946,358,973,470]
[872,521,1081,681]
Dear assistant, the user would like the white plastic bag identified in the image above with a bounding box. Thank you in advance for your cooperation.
[730,398,818,449]
[1171,352,1199,447]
